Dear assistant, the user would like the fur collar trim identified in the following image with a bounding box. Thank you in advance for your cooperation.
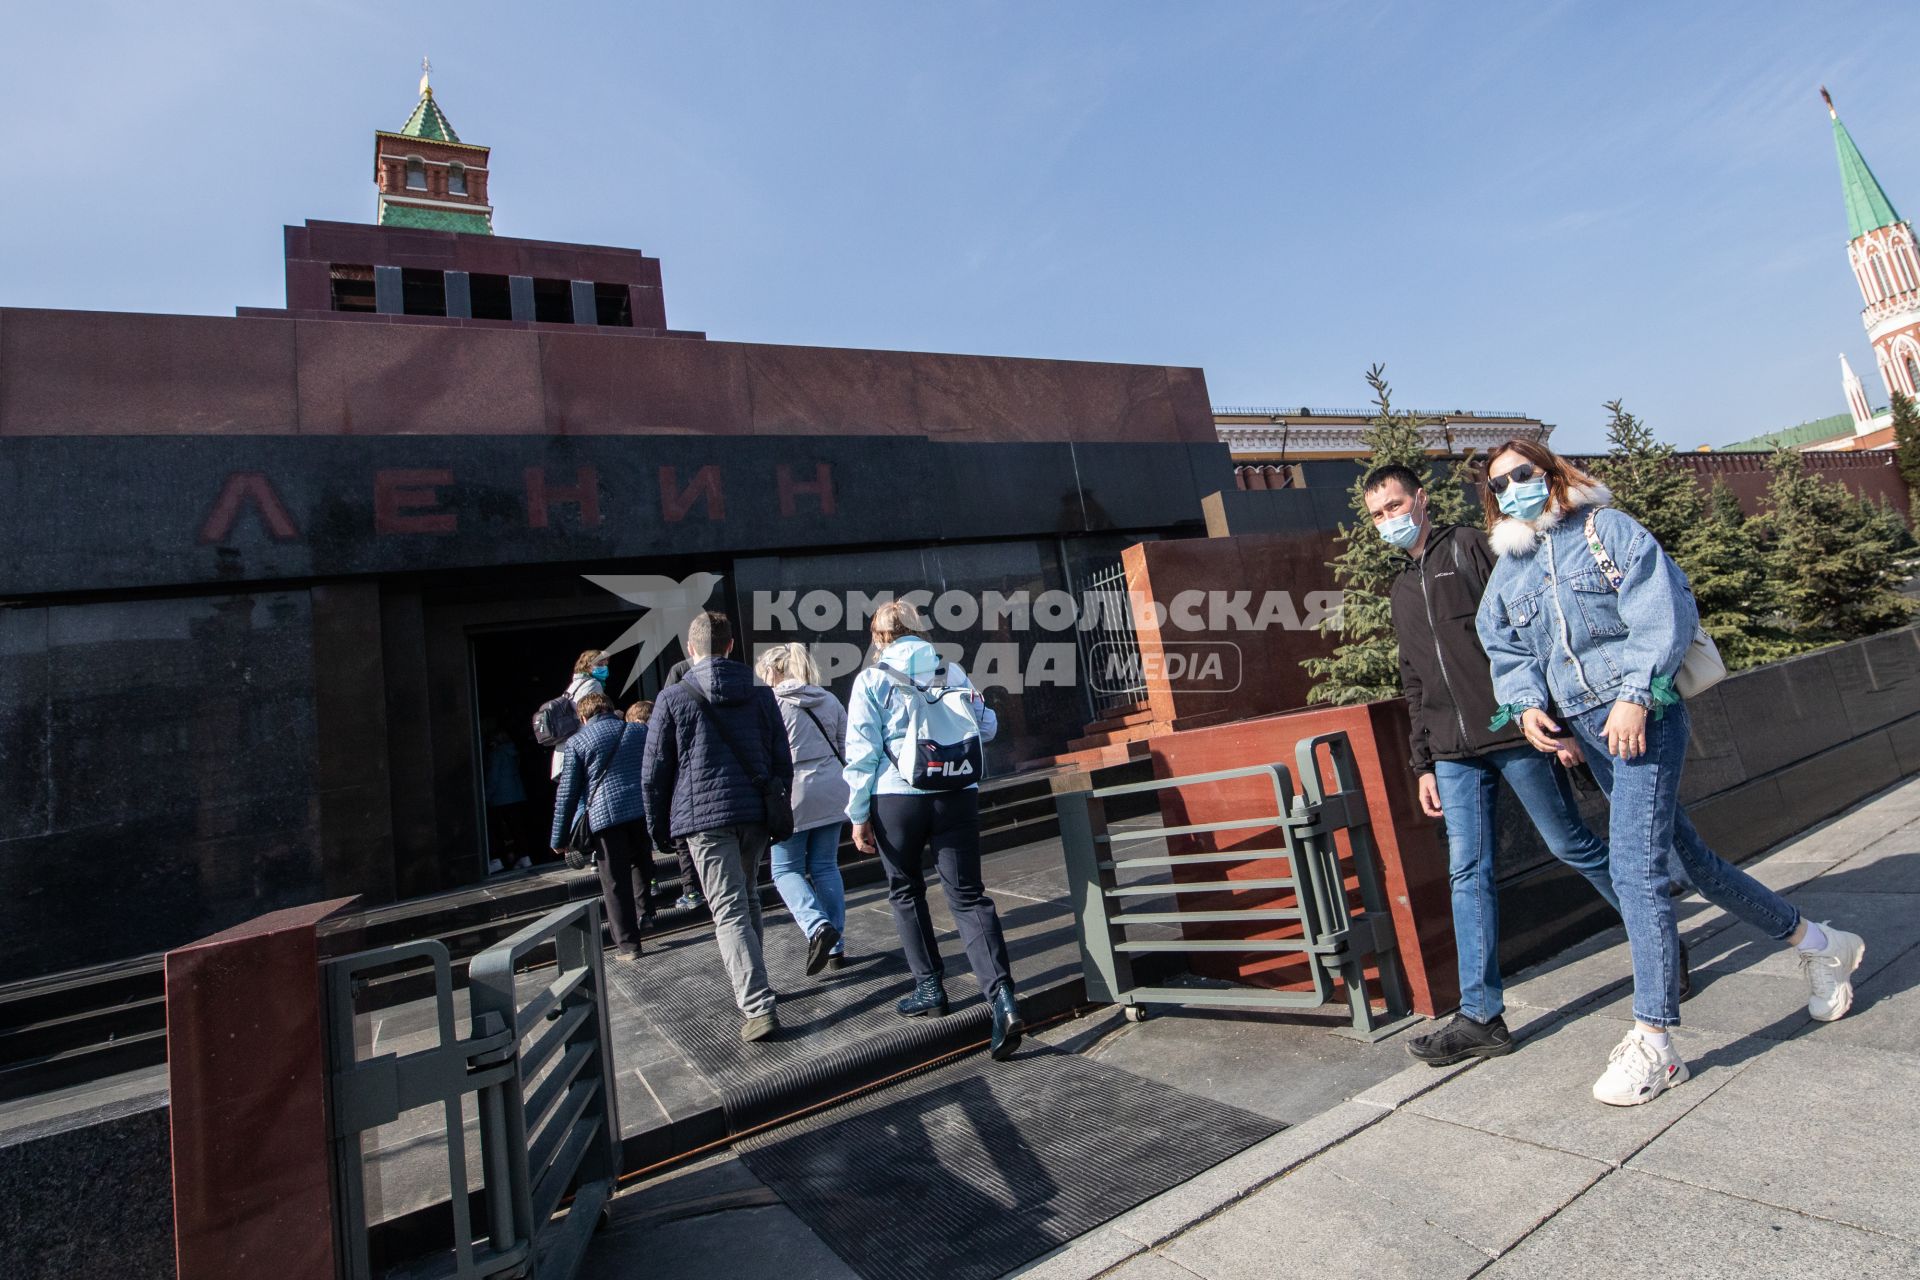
[1488,481,1613,557]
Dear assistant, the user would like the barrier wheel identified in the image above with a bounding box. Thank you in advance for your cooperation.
[1123,1005,1149,1024]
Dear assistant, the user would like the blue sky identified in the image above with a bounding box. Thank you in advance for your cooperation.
[4,1,1917,450]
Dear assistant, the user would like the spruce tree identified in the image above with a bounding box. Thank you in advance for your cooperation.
[1590,399,1702,551]
[1303,365,1451,705]
[1675,481,1799,669]
[1891,389,1920,504]
[1751,449,1913,646]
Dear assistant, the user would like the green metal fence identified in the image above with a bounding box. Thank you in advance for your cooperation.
[325,900,620,1279]
[1055,731,1418,1040]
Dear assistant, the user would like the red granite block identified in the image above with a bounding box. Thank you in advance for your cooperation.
[1165,366,1218,443]
[539,330,752,434]
[0,309,297,435]
[294,316,544,433]
[743,342,924,436]
[166,896,357,1280]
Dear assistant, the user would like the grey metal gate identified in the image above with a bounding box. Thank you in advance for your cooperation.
[1079,559,1149,716]
[1055,731,1418,1040]
[325,900,621,1279]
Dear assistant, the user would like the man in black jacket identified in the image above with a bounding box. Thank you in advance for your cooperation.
[642,611,794,1043]
[1369,464,1623,1065]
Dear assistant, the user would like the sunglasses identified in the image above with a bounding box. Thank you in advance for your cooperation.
[1486,462,1540,496]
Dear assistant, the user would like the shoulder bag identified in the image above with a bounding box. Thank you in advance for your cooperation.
[1582,511,1726,699]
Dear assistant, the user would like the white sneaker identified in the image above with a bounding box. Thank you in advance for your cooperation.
[487,858,504,874]
[1592,1028,1689,1107]
[512,855,532,870]
[1799,923,1865,1022]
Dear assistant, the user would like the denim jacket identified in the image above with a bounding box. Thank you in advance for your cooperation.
[1474,483,1696,724]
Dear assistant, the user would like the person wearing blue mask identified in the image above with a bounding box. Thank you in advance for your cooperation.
[549,650,610,786]
[1367,462,1646,1069]
[1478,439,1863,1106]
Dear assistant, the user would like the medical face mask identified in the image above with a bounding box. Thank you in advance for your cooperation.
[1377,512,1421,550]
[591,665,610,681]
[1496,478,1551,521]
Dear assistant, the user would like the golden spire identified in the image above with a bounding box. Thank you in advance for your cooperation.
[1820,85,1835,120]
[419,56,432,97]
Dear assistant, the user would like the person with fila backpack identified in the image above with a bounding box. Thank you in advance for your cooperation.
[845,599,1024,1061]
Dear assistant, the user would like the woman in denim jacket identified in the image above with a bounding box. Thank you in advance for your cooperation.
[1475,439,1864,1107]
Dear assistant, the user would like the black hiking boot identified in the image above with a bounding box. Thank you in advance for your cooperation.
[989,983,1025,1061]
[896,974,948,1018]
[1406,1013,1514,1067]
[806,924,841,977]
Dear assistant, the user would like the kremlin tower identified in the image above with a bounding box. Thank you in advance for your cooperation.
[1827,88,1920,444]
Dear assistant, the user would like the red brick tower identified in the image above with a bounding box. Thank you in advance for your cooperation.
[374,60,493,234]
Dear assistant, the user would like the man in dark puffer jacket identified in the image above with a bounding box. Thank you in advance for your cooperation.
[642,611,793,1042]
[552,693,654,959]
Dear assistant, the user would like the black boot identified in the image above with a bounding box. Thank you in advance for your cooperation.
[1406,1013,1513,1066]
[806,924,841,977]
[896,974,948,1018]
[989,983,1024,1061]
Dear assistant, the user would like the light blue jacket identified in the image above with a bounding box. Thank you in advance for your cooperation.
[1475,486,1696,724]
[843,636,999,822]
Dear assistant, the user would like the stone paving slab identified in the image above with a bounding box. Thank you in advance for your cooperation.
[1590,968,1815,1042]
[1813,944,1920,1056]
[1300,1110,1609,1256]
[1101,1255,1206,1280]
[1404,1012,1754,1165]
[1106,1102,1386,1248]
[1154,1158,1493,1280]
[1481,1168,1920,1279]
[1627,1039,1920,1243]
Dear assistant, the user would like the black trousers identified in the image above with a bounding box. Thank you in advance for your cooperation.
[595,819,657,949]
[872,790,1012,998]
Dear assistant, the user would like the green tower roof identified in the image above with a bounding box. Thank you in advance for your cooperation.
[398,88,460,143]
[1826,89,1901,241]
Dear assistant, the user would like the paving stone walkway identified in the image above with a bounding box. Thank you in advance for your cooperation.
[1013,776,1920,1280]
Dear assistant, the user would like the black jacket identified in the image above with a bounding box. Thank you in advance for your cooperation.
[641,657,793,849]
[1388,523,1528,773]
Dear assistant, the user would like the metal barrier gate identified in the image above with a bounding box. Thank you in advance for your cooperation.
[325,900,621,1279]
[1056,732,1418,1040]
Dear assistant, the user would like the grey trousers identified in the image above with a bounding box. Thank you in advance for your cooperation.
[684,823,775,1018]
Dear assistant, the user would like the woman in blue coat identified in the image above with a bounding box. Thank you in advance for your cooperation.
[552,693,653,958]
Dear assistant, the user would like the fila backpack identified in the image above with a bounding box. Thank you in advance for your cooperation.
[874,662,986,791]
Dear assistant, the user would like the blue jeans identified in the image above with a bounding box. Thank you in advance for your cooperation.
[770,821,846,951]
[1572,700,1800,1027]
[1434,746,1620,1023]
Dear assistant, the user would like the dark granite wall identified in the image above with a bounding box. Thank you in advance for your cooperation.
[0,591,322,985]
[0,1091,174,1279]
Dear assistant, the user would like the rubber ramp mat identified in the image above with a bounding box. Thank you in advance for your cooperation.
[607,923,1003,1132]
[735,1048,1283,1280]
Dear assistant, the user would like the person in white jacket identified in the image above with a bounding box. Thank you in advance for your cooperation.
[757,642,852,976]
[844,599,1023,1061]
